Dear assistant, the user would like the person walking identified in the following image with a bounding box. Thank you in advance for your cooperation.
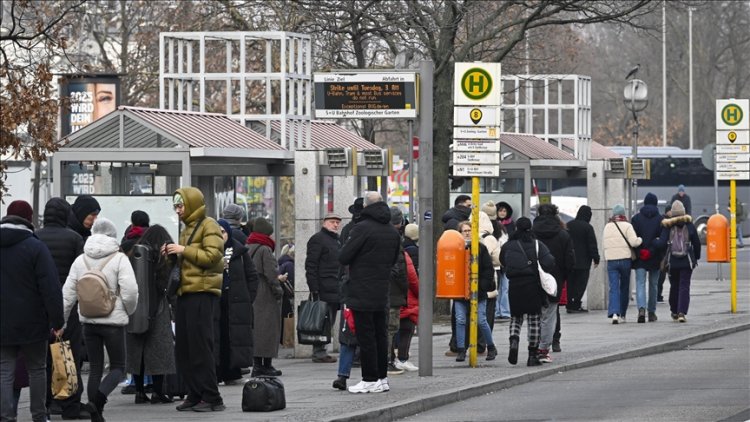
[386,207,408,375]
[246,217,286,377]
[1,200,64,422]
[565,205,600,313]
[631,193,664,323]
[655,200,701,323]
[305,213,343,364]
[670,184,692,216]
[339,192,401,394]
[222,204,248,244]
[163,187,225,412]
[500,217,555,367]
[62,218,139,422]
[441,195,471,231]
[602,204,642,324]
[124,225,177,404]
[67,195,101,242]
[657,203,673,302]
[35,198,89,420]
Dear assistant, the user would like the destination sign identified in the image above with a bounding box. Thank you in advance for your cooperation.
[452,140,501,152]
[452,165,499,177]
[452,152,500,165]
[314,72,417,119]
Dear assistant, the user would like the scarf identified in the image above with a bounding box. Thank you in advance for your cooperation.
[610,214,628,223]
[126,226,146,239]
[247,231,276,251]
[500,217,513,226]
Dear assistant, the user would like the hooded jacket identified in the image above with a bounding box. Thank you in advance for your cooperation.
[175,187,224,296]
[305,226,342,304]
[631,193,665,270]
[222,238,258,368]
[67,195,101,241]
[655,215,701,270]
[35,198,84,286]
[400,252,419,323]
[339,201,401,311]
[566,206,601,269]
[441,205,471,231]
[496,202,516,236]
[63,233,139,326]
[1,216,64,344]
[532,215,575,301]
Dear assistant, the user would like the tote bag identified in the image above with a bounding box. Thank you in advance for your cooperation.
[535,241,558,296]
[50,336,78,400]
[296,299,330,345]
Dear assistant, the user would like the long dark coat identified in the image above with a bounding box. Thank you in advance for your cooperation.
[532,216,575,302]
[305,227,341,305]
[247,243,283,358]
[35,198,84,286]
[567,206,601,270]
[500,238,556,316]
[631,204,665,271]
[220,240,259,368]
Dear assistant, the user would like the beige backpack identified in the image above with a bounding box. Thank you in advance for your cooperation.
[77,253,119,318]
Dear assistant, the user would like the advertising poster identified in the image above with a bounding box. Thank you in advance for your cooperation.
[59,76,120,136]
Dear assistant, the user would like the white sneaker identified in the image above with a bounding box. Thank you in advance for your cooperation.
[612,314,619,324]
[394,359,419,372]
[377,377,390,392]
[348,380,381,394]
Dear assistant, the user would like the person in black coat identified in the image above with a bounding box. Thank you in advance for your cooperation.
[67,195,101,241]
[500,217,556,367]
[496,201,516,236]
[222,204,248,244]
[306,213,343,363]
[670,184,692,216]
[565,205,600,313]
[340,197,364,245]
[35,198,88,419]
[1,201,64,422]
[216,219,259,384]
[121,210,150,254]
[631,193,664,323]
[532,204,574,360]
[338,192,401,393]
[441,195,471,231]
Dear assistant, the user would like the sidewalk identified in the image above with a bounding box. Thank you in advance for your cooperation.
[18,252,750,422]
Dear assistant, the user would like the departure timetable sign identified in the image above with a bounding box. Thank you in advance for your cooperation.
[314,72,418,119]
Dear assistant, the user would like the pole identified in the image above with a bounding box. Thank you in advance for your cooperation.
[417,60,434,376]
[469,177,479,367]
[714,145,723,282]
[408,120,414,222]
[632,113,639,214]
[688,7,694,150]
[730,180,737,313]
[662,1,667,147]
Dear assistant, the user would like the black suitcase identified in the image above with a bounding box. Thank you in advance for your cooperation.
[242,377,286,412]
[163,372,186,400]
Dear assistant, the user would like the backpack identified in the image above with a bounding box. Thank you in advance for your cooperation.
[669,225,691,258]
[77,253,120,318]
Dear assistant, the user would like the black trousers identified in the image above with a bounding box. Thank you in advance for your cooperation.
[175,293,222,404]
[47,310,84,417]
[352,309,388,382]
[567,268,590,310]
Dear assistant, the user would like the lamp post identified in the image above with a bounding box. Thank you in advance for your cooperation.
[623,79,648,217]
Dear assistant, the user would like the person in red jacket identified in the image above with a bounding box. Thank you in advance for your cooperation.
[392,253,419,372]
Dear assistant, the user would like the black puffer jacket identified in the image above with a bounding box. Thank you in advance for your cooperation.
[500,238,556,316]
[566,206,600,269]
[339,202,401,311]
[474,242,496,301]
[305,227,342,304]
[222,239,259,368]
[35,198,84,286]
[532,216,575,302]
[441,206,471,231]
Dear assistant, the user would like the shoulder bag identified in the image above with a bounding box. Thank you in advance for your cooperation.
[516,240,557,296]
[613,221,637,261]
[166,219,204,298]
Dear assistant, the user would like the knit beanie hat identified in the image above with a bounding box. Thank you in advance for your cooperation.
[404,223,419,241]
[671,200,686,216]
[130,210,150,228]
[481,201,497,219]
[252,217,273,235]
[222,204,244,226]
[678,184,685,193]
[644,192,658,206]
[612,204,626,217]
[92,217,117,238]
[516,217,532,231]
[390,207,404,226]
[7,200,33,222]
[72,195,101,223]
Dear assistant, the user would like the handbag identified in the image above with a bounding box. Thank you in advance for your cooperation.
[166,219,204,298]
[613,221,637,261]
[282,314,295,348]
[49,335,78,400]
[535,241,558,296]
[242,377,286,412]
[296,298,331,345]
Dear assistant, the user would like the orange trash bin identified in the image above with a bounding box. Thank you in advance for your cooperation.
[436,230,469,299]
[706,213,730,263]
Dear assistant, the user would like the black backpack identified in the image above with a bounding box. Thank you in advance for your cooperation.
[242,377,286,412]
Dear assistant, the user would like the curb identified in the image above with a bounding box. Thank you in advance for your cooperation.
[326,322,750,422]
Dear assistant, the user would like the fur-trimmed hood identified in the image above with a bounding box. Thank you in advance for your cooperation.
[661,215,692,228]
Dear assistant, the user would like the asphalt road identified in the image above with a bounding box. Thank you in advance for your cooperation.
[401,330,750,422]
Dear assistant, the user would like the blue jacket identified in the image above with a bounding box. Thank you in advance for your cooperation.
[655,215,701,270]
[1,216,64,345]
[631,204,664,271]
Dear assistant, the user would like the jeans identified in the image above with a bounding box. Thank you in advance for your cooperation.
[337,343,355,378]
[669,268,693,315]
[495,270,510,318]
[635,268,659,313]
[83,324,126,402]
[454,299,494,350]
[352,309,388,382]
[538,302,558,350]
[607,259,632,317]
[1,340,48,422]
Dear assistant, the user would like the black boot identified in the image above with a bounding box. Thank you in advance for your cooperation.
[486,345,497,361]
[527,346,542,367]
[508,336,519,365]
[263,357,282,376]
[88,391,107,422]
[332,376,347,390]
[455,348,466,362]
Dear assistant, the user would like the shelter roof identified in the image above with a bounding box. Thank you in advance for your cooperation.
[499,133,576,160]
[264,120,381,150]
[561,138,622,159]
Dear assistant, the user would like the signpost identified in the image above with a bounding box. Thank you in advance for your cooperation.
[313,72,418,119]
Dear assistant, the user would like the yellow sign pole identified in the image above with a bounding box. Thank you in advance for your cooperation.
[730,180,737,313]
[469,177,480,367]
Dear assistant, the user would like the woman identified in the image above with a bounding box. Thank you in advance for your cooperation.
[654,200,700,322]
[125,224,176,404]
[493,202,513,321]
[500,217,556,367]
[393,252,419,371]
[602,204,642,324]
[278,243,295,346]
[62,218,138,422]
[246,217,286,377]
[216,219,258,385]
[453,221,497,362]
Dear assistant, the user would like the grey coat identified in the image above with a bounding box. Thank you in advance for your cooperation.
[247,243,283,358]
[126,297,176,375]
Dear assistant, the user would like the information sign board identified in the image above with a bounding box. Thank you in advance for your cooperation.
[452,152,500,165]
[452,140,501,152]
[314,72,417,119]
[453,106,501,126]
[453,63,502,106]
[453,126,501,140]
[452,165,500,177]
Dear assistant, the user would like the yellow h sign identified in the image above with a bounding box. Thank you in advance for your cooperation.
[461,68,492,100]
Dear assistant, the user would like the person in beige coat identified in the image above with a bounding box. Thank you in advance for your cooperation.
[602,204,642,324]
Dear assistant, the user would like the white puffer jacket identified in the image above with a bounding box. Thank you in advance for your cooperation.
[602,220,642,261]
[63,234,138,327]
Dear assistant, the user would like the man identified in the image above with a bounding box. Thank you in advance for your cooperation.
[532,203,574,361]
[339,192,401,394]
[1,200,64,422]
[305,212,343,363]
[67,195,101,241]
[670,184,692,216]
[632,193,664,323]
[386,207,408,375]
[566,205,600,313]
[441,195,471,231]
[341,197,364,244]
[163,187,225,412]
[222,203,248,244]
[35,198,89,420]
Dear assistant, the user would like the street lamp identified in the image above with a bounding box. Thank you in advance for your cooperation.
[623,79,648,217]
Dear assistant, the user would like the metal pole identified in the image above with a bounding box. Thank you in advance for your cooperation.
[662,1,667,147]
[714,145,719,214]
[730,179,737,313]
[688,7,694,150]
[469,177,479,367]
[633,113,639,214]
[408,120,414,222]
[417,60,434,376]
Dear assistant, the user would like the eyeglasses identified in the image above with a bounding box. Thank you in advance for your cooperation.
[220,229,226,233]
[173,203,184,211]
[461,229,472,234]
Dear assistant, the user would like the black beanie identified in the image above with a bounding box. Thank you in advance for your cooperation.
[130,210,150,228]
[72,195,101,224]
[252,217,274,235]
[516,217,532,231]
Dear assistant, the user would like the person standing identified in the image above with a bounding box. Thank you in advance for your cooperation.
[339,192,401,394]
[163,187,225,412]
[565,205,600,313]
[602,204,642,324]
[494,202,514,320]
[68,195,101,242]
[120,210,150,253]
[305,213,343,363]
[62,218,138,422]
[278,244,295,346]
[394,252,419,372]
[655,200,701,323]
[670,184,692,216]
[1,200,64,422]
[631,193,664,323]
[246,217,286,377]
[386,207,408,375]
[441,195,472,231]
[222,204,248,244]
[403,223,419,274]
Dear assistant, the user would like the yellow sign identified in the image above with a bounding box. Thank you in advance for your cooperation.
[461,68,492,100]
[728,131,737,142]
[470,108,483,124]
[722,104,744,126]
[453,63,501,106]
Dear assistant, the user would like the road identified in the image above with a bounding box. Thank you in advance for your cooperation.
[401,330,750,422]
